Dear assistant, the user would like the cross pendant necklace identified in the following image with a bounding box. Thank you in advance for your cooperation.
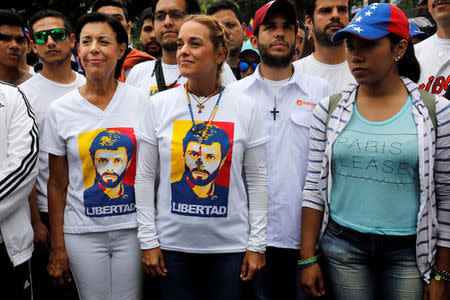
[197,103,205,113]
[271,97,279,120]
[190,93,216,113]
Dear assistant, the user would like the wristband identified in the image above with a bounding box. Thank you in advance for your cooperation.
[298,260,318,271]
[298,255,319,266]
[432,266,450,283]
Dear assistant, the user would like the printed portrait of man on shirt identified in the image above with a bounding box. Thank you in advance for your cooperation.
[82,129,137,217]
[171,122,234,218]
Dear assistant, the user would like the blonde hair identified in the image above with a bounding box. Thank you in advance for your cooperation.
[185,14,229,84]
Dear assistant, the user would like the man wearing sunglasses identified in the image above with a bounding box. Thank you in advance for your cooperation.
[0,10,32,85]
[126,0,235,98]
[91,0,154,82]
[19,9,85,300]
[238,40,260,79]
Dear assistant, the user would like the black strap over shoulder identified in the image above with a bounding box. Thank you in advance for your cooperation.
[154,58,168,92]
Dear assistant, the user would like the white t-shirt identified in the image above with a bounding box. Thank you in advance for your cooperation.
[136,84,270,253]
[20,72,86,212]
[294,54,355,92]
[41,82,146,233]
[126,60,236,98]
[415,34,450,97]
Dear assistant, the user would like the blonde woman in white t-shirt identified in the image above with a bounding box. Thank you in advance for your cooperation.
[135,15,270,300]
[43,13,146,300]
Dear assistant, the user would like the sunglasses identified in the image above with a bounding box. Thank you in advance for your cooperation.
[33,28,68,44]
[155,10,187,21]
[238,60,259,73]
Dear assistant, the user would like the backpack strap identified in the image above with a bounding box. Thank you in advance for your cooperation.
[419,89,437,137]
[325,90,437,138]
[153,58,168,93]
[325,93,342,130]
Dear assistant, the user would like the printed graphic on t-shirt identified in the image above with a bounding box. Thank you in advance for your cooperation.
[79,128,137,217]
[419,74,450,96]
[149,83,182,97]
[333,129,418,184]
[170,121,234,218]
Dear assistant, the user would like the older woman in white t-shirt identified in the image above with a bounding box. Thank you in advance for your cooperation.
[135,15,269,300]
[42,13,146,300]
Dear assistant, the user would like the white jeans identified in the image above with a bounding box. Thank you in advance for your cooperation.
[65,228,143,300]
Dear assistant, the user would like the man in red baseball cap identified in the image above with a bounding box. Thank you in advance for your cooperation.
[230,1,333,299]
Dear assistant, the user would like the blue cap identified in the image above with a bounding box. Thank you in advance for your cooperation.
[239,40,260,57]
[332,3,409,44]
[409,22,428,39]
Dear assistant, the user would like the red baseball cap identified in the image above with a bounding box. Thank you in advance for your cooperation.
[252,0,298,35]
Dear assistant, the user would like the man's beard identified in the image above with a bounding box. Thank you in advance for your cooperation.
[314,22,345,47]
[144,41,162,57]
[95,170,126,189]
[162,40,178,52]
[185,164,220,187]
[259,41,295,68]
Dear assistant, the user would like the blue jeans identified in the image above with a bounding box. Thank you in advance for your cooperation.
[159,250,249,300]
[320,218,424,300]
[252,247,311,300]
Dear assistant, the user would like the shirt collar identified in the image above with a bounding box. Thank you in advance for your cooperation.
[245,63,311,96]
[339,77,421,112]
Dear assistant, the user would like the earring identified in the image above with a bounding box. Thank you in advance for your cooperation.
[396,55,402,61]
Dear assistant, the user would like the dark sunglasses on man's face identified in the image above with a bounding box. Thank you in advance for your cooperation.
[154,10,187,21]
[238,60,259,73]
[33,28,68,44]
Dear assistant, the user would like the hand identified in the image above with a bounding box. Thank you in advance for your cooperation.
[32,220,49,250]
[300,263,325,298]
[47,247,72,286]
[240,251,265,281]
[141,247,167,277]
[423,276,450,300]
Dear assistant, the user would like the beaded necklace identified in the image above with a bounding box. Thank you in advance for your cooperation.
[184,82,223,143]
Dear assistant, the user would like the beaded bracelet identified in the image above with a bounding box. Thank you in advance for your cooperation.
[432,266,450,283]
[298,255,319,266]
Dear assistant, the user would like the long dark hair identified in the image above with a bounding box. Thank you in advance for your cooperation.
[76,12,128,79]
[387,33,420,83]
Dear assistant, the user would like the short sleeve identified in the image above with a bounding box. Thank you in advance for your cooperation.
[135,99,157,146]
[40,104,66,156]
[246,99,270,149]
[125,66,140,87]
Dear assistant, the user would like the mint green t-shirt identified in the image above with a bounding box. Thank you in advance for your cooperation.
[330,96,420,235]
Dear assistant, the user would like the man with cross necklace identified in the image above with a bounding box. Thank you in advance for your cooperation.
[229,1,333,299]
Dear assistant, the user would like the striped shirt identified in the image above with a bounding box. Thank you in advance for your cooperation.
[302,77,450,282]
[0,80,38,266]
